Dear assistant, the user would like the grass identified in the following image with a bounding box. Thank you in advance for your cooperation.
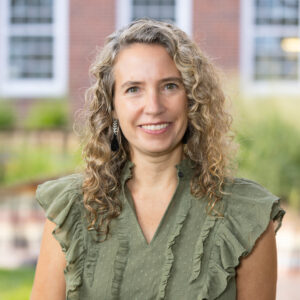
[0,268,35,300]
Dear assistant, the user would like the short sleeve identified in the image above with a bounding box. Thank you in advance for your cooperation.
[36,173,85,300]
[223,177,285,255]
[199,177,285,300]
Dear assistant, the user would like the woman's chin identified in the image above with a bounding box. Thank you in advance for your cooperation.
[132,141,183,157]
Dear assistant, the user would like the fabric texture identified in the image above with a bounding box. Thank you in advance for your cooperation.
[36,159,285,300]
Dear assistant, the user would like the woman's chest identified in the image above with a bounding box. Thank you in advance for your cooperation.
[78,195,236,300]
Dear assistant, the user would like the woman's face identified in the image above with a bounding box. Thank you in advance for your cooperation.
[113,43,188,158]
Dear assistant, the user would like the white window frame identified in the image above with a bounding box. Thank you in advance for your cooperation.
[0,0,69,98]
[116,0,193,37]
[240,0,300,96]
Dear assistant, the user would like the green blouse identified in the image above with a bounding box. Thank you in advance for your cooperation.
[36,159,285,300]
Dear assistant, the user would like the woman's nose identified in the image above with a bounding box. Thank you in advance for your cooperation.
[144,89,166,115]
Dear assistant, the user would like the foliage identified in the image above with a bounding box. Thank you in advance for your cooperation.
[0,137,83,187]
[0,101,16,129]
[0,267,35,300]
[24,100,69,129]
[233,97,300,208]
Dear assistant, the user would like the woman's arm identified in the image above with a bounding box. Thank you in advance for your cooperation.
[30,219,66,300]
[236,220,277,300]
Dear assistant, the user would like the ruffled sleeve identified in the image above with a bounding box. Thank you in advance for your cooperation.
[36,173,85,300]
[196,177,285,300]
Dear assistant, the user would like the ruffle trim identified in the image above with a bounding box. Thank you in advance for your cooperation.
[189,215,217,283]
[193,178,285,300]
[111,213,130,299]
[157,197,192,299]
[85,246,99,287]
[36,174,86,300]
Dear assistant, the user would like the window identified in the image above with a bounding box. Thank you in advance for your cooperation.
[0,0,69,98]
[132,0,176,22]
[116,0,192,36]
[241,0,300,95]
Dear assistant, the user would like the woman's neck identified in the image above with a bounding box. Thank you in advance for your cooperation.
[128,146,183,192]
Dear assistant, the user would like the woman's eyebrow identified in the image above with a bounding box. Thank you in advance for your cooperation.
[120,77,183,89]
[159,77,183,84]
[121,81,142,89]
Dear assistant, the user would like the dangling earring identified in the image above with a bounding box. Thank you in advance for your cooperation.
[182,126,190,144]
[111,119,119,152]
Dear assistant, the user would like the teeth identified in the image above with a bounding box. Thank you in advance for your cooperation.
[141,123,169,131]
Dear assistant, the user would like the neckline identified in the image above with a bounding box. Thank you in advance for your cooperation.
[124,182,181,246]
[120,158,193,247]
[120,158,194,185]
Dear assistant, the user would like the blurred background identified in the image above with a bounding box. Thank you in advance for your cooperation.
[0,0,299,299]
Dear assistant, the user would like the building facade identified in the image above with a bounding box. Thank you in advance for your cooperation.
[0,0,299,122]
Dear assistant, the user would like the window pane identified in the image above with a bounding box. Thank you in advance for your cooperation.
[132,0,175,22]
[10,0,53,24]
[255,0,299,25]
[254,36,298,80]
[9,36,53,79]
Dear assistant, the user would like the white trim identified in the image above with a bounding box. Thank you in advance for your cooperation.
[116,0,193,36]
[116,0,131,30]
[175,0,193,36]
[0,0,10,93]
[240,0,300,96]
[240,0,254,94]
[0,0,69,98]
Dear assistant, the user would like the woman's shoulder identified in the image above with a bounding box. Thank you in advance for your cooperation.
[36,173,83,196]
[227,177,278,201]
[220,177,285,250]
[36,173,84,222]
[224,177,280,208]
[199,177,285,299]
[35,173,86,299]
[224,177,285,231]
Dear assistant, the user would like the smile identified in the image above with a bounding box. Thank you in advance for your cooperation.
[140,123,169,131]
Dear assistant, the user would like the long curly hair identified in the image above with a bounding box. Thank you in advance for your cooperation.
[76,18,236,240]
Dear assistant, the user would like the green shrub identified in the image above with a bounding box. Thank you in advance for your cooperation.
[25,100,69,129]
[1,143,83,187]
[0,102,16,129]
[233,98,300,209]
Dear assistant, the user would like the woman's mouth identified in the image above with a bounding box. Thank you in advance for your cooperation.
[139,123,171,134]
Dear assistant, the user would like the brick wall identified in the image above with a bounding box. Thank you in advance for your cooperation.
[69,1,240,121]
[2,1,240,122]
[193,0,240,71]
[69,0,116,119]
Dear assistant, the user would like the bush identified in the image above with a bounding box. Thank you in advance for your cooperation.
[0,101,16,129]
[233,97,300,208]
[1,143,83,187]
[25,100,69,129]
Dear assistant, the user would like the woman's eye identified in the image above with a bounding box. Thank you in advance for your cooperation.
[126,86,139,93]
[164,83,178,90]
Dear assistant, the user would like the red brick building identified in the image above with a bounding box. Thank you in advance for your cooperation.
[0,0,299,123]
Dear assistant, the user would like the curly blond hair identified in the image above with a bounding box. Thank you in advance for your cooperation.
[76,18,236,240]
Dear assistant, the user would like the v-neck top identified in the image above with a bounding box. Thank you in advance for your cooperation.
[36,159,285,300]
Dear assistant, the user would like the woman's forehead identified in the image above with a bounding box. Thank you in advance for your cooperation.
[113,44,180,84]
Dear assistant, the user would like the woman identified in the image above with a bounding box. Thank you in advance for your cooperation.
[31,19,285,300]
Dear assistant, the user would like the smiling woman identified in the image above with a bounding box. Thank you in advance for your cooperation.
[31,19,285,300]
[113,43,188,157]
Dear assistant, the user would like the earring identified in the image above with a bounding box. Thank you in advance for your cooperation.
[111,119,119,152]
[182,127,190,144]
